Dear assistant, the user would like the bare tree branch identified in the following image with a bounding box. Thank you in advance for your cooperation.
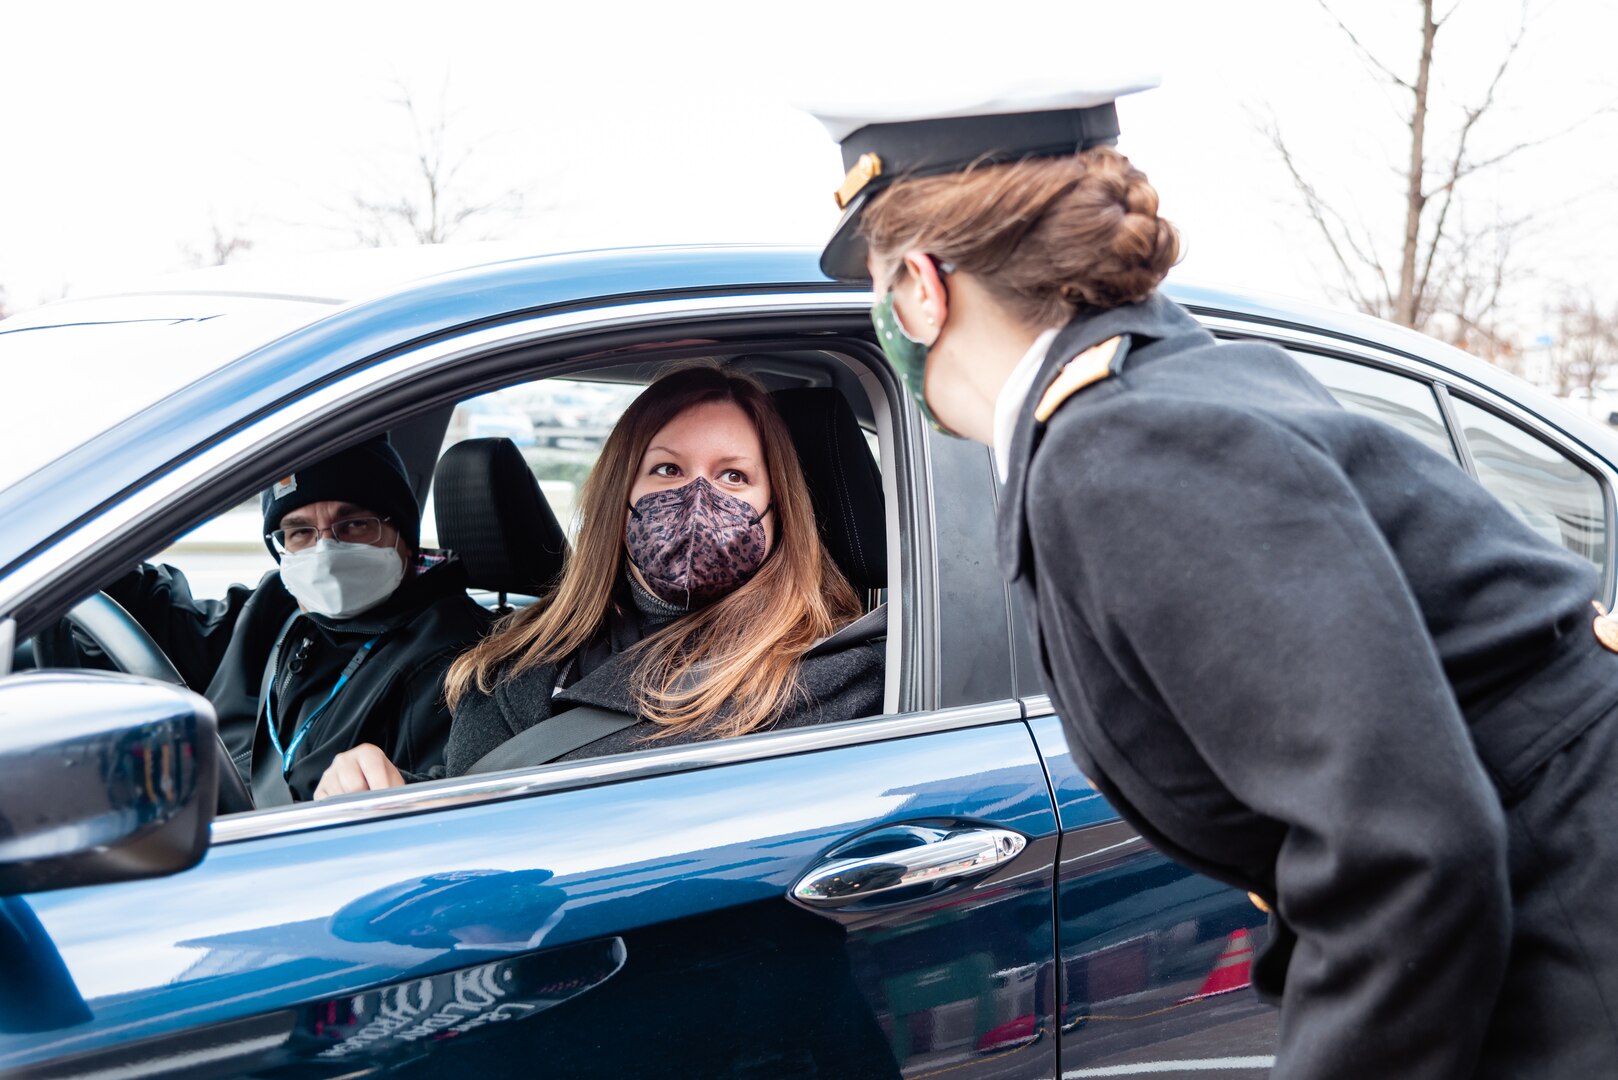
[347,77,525,247]
[1417,4,1524,209]
[1266,119,1390,314]
[1317,0,1414,90]
[182,222,254,268]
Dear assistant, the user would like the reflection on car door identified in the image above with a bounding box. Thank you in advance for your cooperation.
[3,715,1060,1079]
[1027,714,1278,1078]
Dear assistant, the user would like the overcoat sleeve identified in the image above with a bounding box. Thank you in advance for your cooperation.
[104,563,257,692]
[1032,397,1510,1079]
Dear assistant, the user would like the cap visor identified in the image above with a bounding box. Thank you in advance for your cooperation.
[819,196,874,282]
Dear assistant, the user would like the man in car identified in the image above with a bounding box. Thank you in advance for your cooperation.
[104,436,491,806]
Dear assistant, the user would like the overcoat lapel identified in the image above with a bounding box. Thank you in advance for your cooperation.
[491,660,561,735]
[488,649,646,729]
[553,653,643,716]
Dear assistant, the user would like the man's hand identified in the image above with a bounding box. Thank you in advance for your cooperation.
[314,743,406,800]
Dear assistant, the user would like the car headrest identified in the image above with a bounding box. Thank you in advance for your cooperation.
[433,437,567,597]
[771,388,886,591]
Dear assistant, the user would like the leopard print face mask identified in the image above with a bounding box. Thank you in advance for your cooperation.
[625,477,772,608]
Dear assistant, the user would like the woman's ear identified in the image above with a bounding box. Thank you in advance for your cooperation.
[901,251,950,336]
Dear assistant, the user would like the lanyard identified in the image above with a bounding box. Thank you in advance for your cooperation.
[265,632,378,775]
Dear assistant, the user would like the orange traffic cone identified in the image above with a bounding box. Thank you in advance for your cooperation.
[1194,928,1254,997]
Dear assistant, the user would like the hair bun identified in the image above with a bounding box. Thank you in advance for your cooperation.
[1123,176,1159,217]
[859,145,1180,325]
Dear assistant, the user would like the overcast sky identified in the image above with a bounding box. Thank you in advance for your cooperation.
[4,0,1615,337]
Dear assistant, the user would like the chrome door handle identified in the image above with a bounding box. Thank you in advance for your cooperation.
[792,826,1026,907]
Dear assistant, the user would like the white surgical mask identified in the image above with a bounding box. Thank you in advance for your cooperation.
[279,539,406,618]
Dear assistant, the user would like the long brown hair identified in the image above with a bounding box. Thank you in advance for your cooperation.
[444,363,864,738]
[861,145,1181,326]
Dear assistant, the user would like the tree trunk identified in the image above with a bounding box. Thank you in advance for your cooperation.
[1396,0,1438,327]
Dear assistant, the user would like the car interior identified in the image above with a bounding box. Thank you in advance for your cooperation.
[13,345,903,817]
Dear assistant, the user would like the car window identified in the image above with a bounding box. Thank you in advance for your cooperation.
[1448,396,1609,572]
[423,378,642,544]
[28,348,900,824]
[1287,351,1461,466]
[149,497,275,600]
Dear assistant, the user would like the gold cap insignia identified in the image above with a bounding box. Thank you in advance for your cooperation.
[834,153,883,210]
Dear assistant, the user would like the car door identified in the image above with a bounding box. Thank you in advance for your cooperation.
[0,287,1064,1079]
[6,715,1056,1079]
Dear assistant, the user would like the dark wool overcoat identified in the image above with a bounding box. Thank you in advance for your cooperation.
[998,293,1618,1078]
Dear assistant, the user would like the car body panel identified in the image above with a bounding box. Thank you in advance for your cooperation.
[4,719,1059,1077]
[1029,713,1276,1077]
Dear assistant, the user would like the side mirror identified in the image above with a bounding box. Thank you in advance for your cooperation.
[0,670,218,896]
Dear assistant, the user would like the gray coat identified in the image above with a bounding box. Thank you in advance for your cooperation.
[442,599,884,775]
[1000,293,1618,1078]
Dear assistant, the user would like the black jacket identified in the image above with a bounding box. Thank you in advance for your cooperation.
[441,578,885,775]
[999,294,1618,1078]
[109,558,491,803]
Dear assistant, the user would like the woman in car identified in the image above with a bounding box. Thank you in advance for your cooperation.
[808,84,1618,1077]
[315,363,883,796]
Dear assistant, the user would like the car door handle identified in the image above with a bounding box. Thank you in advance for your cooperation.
[791,826,1026,907]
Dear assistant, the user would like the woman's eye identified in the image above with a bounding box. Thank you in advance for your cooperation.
[720,469,748,485]
[651,463,681,478]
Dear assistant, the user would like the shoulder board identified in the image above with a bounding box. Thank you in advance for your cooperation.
[1035,336,1124,422]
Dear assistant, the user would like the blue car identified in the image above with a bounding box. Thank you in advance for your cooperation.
[1,246,1613,1078]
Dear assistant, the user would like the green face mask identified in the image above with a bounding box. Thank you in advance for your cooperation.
[872,290,959,436]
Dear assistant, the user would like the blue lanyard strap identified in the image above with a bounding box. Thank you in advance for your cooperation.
[265,636,378,774]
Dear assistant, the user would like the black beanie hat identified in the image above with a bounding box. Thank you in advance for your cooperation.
[260,436,420,561]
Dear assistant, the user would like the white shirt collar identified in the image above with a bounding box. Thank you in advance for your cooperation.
[993,327,1061,483]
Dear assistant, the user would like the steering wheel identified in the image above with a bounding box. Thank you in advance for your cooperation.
[37,592,256,815]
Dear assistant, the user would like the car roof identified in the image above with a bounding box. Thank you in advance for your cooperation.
[0,245,858,575]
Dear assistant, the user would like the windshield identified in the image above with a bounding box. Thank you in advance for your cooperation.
[0,295,334,493]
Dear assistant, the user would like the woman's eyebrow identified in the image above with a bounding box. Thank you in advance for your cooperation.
[645,445,682,457]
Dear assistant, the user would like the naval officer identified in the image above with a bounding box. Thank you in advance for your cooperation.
[807,79,1618,1078]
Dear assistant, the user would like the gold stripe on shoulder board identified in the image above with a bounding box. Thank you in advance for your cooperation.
[1035,336,1123,423]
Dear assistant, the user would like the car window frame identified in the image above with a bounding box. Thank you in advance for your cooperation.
[1199,312,1618,601]
[1285,346,1466,467]
[2,290,1029,846]
[1441,388,1612,575]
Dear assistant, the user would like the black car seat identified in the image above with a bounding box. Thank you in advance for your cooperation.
[433,437,569,607]
[771,388,888,652]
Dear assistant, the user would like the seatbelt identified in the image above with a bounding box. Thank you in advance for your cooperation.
[251,612,381,806]
[805,603,888,658]
[467,705,642,775]
[250,613,303,807]
[468,607,888,777]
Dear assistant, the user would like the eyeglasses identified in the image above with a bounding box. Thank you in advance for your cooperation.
[268,516,392,554]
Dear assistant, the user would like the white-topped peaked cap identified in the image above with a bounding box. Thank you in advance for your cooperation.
[804,74,1161,282]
